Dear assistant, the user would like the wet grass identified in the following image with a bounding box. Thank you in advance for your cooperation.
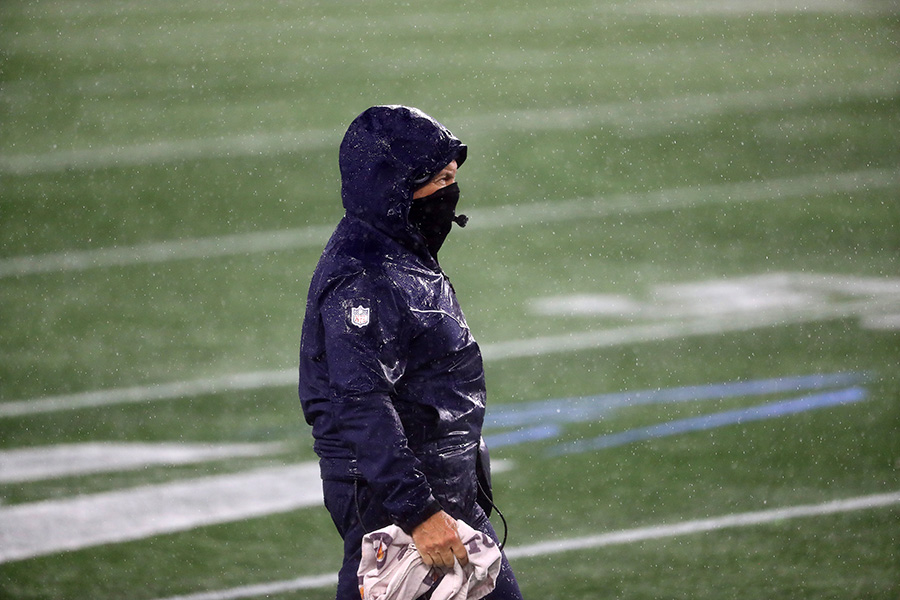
[1,0,899,598]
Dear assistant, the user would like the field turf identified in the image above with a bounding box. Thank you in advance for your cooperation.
[1,1,899,598]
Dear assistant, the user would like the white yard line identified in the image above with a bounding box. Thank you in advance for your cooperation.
[9,0,886,29]
[465,168,898,230]
[0,442,285,483]
[532,272,900,320]
[0,369,297,418]
[459,78,900,136]
[0,463,323,564]
[153,574,340,600]
[1,287,890,419]
[0,459,512,563]
[151,490,900,600]
[614,0,899,15]
[8,0,891,34]
[0,128,337,177]
[1,167,896,278]
[481,298,882,362]
[0,226,334,278]
[3,77,897,177]
[0,226,337,277]
[504,490,900,559]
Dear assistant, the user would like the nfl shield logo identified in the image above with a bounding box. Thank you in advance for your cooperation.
[351,305,370,328]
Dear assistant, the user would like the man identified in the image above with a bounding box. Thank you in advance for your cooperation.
[299,105,523,599]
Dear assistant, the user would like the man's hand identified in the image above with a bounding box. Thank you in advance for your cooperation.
[410,510,469,569]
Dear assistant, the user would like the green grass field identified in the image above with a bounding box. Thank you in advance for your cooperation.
[2,1,899,598]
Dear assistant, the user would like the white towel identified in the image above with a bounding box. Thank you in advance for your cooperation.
[358,520,501,600]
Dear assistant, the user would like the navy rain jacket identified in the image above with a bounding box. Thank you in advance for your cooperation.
[298,106,485,534]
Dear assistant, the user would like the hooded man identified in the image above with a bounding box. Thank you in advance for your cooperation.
[299,106,523,599]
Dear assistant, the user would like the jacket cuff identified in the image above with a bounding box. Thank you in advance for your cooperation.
[396,497,443,535]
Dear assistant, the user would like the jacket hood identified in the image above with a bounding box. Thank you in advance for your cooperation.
[339,105,467,248]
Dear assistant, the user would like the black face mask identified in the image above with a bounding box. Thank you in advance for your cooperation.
[408,182,468,258]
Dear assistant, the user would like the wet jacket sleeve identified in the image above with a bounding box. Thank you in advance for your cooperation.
[319,272,442,533]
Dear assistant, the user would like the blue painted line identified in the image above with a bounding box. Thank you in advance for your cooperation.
[485,372,866,430]
[484,424,562,449]
[549,386,869,456]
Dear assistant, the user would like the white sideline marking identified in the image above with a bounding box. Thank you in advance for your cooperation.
[1,167,896,278]
[150,490,900,600]
[0,442,285,483]
[0,463,323,564]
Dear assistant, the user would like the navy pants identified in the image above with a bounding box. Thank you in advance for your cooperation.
[323,479,523,600]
